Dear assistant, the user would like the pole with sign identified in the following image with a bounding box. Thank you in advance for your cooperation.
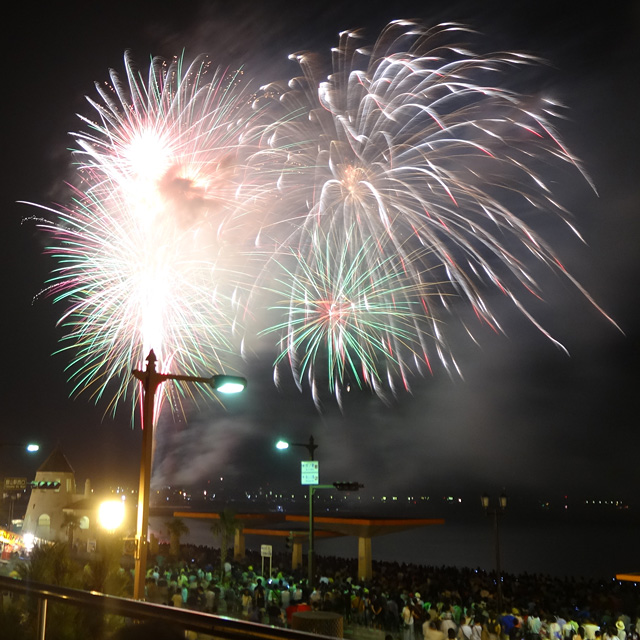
[300,460,319,584]
[4,478,27,491]
[260,544,272,580]
[300,461,319,485]
[3,478,27,531]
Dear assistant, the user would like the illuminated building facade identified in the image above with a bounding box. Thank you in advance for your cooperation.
[22,446,95,547]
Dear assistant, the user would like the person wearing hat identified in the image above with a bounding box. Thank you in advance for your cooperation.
[616,621,626,640]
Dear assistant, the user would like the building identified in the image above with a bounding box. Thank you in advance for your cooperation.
[21,446,122,549]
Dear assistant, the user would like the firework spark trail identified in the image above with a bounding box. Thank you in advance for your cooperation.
[32,53,262,417]
[261,228,450,409]
[248,20,616,403]
[29,22,617,415]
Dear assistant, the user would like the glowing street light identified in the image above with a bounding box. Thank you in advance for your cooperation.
[212,377,247,394]
[0,442,40,453]
[276,436,318,583]
[131,349,246,600]
[276,435,362,585]
[275,435,318,460]
[1,442,40,529]
[98,500,125,532]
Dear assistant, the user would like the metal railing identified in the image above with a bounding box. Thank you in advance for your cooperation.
[0,575,332,640]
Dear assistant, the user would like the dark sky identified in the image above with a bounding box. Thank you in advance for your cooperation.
[3,0,639,508]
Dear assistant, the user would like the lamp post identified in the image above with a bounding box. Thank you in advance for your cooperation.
[481,492,507,613]
[0,443,39,452]
[276,437,363,585]
[304,483,363,584]
[0,443,40,529]
[275,435,318,460]
[276,436,318,584]
[132,349,246,600]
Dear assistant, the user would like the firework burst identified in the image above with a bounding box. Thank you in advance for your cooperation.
[250,20,615,402]
[262,227,452,408]
[30,23,616,414]
[32,52,259,416]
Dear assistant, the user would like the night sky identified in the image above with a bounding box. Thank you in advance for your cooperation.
[3,1,639,509]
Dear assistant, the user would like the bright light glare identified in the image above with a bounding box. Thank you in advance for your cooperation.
[23,533,35,552]
[26,444,40,452]
[275,441,290,451]
[98,500,125,531]
[216,381,245,394]
[211,376,247,394]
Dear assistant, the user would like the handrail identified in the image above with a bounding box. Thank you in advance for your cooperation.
[0,575,332,639]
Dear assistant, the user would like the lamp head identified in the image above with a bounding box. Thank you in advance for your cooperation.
[210,375,247,394]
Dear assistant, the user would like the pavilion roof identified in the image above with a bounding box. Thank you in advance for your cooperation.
[173,511,444,539]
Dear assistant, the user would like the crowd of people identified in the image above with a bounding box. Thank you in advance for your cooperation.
[138,545,640,638]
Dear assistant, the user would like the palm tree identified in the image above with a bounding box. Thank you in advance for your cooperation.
[16,543,82,638]
[165,517,189,560]
[210,508,242,581]
[60,512,81,550]
[17,542,80,586]
[83,533,129,596]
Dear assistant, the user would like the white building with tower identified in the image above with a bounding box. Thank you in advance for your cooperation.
[22,446,96,548]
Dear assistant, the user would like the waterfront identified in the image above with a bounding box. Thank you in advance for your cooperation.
[149,511,640,581]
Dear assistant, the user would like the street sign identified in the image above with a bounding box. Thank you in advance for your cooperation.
[260,544,273,580]
[301,460,319,485]
[3,478,27,491]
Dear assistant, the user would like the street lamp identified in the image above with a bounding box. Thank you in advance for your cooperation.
[276,436,363,585]
[276,435,320,576]
[0,443,40,453]
[303,482,364,585]
[481,492,507,612]
[275,435,318,460]
[0,442,40,529]
[276,435,318,583]
[132,349,246,600]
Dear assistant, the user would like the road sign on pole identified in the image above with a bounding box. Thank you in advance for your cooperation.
[260,544,273,579]
[4,478,27,491]
[301,460,319,485]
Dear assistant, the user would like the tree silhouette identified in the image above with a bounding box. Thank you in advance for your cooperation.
[210,508,242,581]
[165,517,189,560]
[60,512,82,549]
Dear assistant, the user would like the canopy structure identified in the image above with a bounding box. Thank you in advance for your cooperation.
[616,573,640,583]
[173,511,444,580]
